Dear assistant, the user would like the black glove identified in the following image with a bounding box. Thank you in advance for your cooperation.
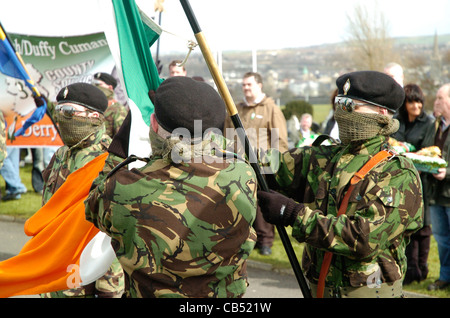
[33,95,47,107]
[257,190,303,226]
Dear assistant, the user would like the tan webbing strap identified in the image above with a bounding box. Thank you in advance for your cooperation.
[316,150,392,298]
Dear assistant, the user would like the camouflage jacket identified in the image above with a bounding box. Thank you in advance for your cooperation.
[0,112,6,169]
[85,133,258,298]
[103,101,128,139]
[267,135,423,289]
[42,125,111,205]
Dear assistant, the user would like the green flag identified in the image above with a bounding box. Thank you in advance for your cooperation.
[111,0,163,126]
[104,0,164,159]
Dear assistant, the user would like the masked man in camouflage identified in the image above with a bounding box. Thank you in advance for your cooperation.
[41,82,124,298]
[85,76,258,298]
[258,71,423,298]
[92,72,129,139]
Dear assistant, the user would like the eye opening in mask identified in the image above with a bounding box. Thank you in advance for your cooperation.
[334,96,372,112]
[55,104,92,118]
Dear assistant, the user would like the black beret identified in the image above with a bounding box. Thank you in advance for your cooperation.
[56,82,108,114]
[94,72,117,89]
[336,71,405,112]
[154,77,226,137]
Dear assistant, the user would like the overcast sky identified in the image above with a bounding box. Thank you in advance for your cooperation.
[150,0,450,52]
[1,0,449,53]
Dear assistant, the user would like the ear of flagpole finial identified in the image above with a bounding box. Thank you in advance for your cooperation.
[176,40,198,67]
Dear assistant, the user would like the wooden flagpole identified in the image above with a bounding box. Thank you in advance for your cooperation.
[179,0,311,298]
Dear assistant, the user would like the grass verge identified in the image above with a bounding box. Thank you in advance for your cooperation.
[0,164,42,218]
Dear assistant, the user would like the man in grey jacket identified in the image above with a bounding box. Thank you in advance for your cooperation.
[424,83,450,291]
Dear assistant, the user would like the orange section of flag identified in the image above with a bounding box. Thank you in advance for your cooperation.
[0,152,107,298]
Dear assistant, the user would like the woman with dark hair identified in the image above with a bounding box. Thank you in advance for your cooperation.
[392,83,435,285]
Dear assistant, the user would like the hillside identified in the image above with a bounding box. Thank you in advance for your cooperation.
[156,33,450,109]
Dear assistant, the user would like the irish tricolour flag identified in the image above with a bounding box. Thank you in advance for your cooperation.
[0,0,163,297]
[105,0,164,160]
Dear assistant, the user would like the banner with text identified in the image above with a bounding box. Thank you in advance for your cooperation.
[0,32,115,147]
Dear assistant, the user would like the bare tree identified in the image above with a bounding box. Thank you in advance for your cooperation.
[344,2,399,71]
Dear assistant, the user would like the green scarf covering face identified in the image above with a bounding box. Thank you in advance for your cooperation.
[94,85,114,100]
[334,106,399,144]
[149,124,225,163]
[56,113,105,147]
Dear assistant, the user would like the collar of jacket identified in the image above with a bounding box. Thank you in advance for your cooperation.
[343,135,389,155]
[151,130,230,163]
[396,108,431,123]
[243,93,266,107]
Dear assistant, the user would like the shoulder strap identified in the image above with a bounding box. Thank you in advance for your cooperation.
[336,150,392,216]
[316,150,393,298]
[312,134,338,146]
[106,155,149,179]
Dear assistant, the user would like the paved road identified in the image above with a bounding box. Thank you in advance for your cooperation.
[245,262,302,298]
[0,217,31,262]
[0,217,302,299]
[0,217,429,299]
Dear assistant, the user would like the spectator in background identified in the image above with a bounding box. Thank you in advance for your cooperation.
[30,148,44,194]
[423,83,450,291]
[1,147,27,201]
[322,88,340,141]
[296,113,319,147]
[391,83,435,284]
[286,114,301,149]
[433,94,443,118]
[192,76,205,82]
[168,60,187,77]
[93,72,129,139]
[0,111,6,171]
[21,95,56,195]
[384,62,404,87]
[224,71,288,256]
[111,66,129,108]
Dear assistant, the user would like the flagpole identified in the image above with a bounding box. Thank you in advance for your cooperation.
[179,0,311,298]
[155,10,162,74]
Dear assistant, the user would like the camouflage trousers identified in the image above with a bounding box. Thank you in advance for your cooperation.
[41,258,124,298]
